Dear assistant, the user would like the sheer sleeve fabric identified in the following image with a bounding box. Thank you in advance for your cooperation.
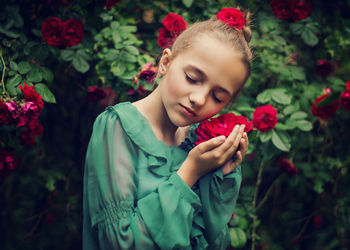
[83,109,202,250]
[198,166,242,249]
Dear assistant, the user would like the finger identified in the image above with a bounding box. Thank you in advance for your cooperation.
[220,125,245,161]
[220,124,243,152]
[196,135,226,153]
[234,150,243,166]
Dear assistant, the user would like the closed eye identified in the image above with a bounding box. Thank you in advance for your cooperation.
[185,74,197,84]
[212,93,222,103]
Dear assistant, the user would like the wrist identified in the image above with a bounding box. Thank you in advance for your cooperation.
[177,161,199,188]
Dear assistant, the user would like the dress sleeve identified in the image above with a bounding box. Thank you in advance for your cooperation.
[83,109,202,250]
[198,166,242,249]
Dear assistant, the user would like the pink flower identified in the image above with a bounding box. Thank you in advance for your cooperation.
[216,8,245,30]
[17,102,40,127]
[19,83,44,113]
[252,104,278,132]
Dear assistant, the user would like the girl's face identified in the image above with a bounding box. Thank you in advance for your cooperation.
[159,34,247,127]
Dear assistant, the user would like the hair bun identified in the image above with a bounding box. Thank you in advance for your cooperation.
[242,10,252,43]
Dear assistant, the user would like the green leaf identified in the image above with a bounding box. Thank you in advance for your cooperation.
[72,56,90,73]
[7,74,22,88]
[256,90,272,103]
[182,0,194,8]
[10,61,18,71]
[112,31,122,44]
[119,25,137,33]
[34,83,56,103]
[61,50,76,61]
[230,227,247,248]
[125,45,139,55]
[272,130,291,152]
[26,67,43,83]
[290,66,306,81]
[259,130,273,143]
[302,29,319,46]
[104,50,119,61]
[290,23,304,35]
[290,111,308,120]
[110,61,126,76]
[271,89,292,105]
[295,120,313,131]
[283,103,300,115]
[275,123,292,130]
[17,61,32,74]
[41,67,54,83]
[120,51,137,62]
[285,119,297,129]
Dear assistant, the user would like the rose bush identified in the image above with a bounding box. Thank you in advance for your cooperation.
[0,0,350,249]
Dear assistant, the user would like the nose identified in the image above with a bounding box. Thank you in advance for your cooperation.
[189,87,209,107]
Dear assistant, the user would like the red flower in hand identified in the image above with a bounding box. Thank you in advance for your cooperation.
[252,104,278,132]
[216,8,245,30]
[340,81,350,111]
[194,113,253,146]
[311,90,339,120]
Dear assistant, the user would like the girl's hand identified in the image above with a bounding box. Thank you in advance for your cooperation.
[222,132,249,176]
[177,124,246,187]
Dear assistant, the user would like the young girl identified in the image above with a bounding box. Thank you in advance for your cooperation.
[83,7,253,250]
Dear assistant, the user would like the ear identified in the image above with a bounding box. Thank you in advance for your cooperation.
[158,48,172,76]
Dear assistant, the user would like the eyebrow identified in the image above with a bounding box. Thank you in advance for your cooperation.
[185,65,233,97]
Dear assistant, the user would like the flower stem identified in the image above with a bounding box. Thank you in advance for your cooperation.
[0,48,8,97]
[251,161,264,250]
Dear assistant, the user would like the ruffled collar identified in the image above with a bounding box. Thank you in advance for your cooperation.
[106,102,189,176]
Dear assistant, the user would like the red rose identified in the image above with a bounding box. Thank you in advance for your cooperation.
[62,19,84,48]
[5,101,21,125]
[19,83,44,113]
[0,99,12,125]
[161,13,187,35]
[0,149,19,178]
[315,59,334,78]
[270,0,312,21]
[216,8,245,30]
[278,157,298,175]
[26,119,44,137]
[194,113,253,146]
[104,0,120,11]
[252,104,278,132]
[17,102,40,127]
[85,86,107,103]
[313,214,323,229]
[41,17,64,47]
[157,27,173,49]
[311,91,339,120]
[340,81,350,111]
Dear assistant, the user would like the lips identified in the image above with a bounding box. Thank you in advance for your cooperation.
[180,104,197,117]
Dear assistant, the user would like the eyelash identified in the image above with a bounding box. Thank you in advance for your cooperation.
[185,73,222,103]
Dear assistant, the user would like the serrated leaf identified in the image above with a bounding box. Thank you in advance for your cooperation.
[7,74,22,87]
[272,130,291,152]
[302,29,319,46]
[26,67,43,82]
[256,90,272,103]
[34,83,56,103]
[10,61,18,71]
[72,56,90,73]
[230,227,247,248]
[295,120,313,131]
[61,49,76,61]
[17,61,32,74]
[290,111,308,120]
[41,67,54,83]
[125,45,139,55]
[259,130,272,143]
[182,0,194,8]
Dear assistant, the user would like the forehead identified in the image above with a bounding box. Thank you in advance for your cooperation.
[173,34,247,94]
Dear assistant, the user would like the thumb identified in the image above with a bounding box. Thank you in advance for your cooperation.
[196,135,226,153]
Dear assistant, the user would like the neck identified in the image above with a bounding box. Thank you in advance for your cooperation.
[132,86,178,145]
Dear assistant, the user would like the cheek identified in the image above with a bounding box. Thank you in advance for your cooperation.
[200,104,225,121]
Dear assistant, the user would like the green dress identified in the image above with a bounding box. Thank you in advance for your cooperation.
[83,102,242,250]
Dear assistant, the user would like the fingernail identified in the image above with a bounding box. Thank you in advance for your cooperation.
[217,135,226,143]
